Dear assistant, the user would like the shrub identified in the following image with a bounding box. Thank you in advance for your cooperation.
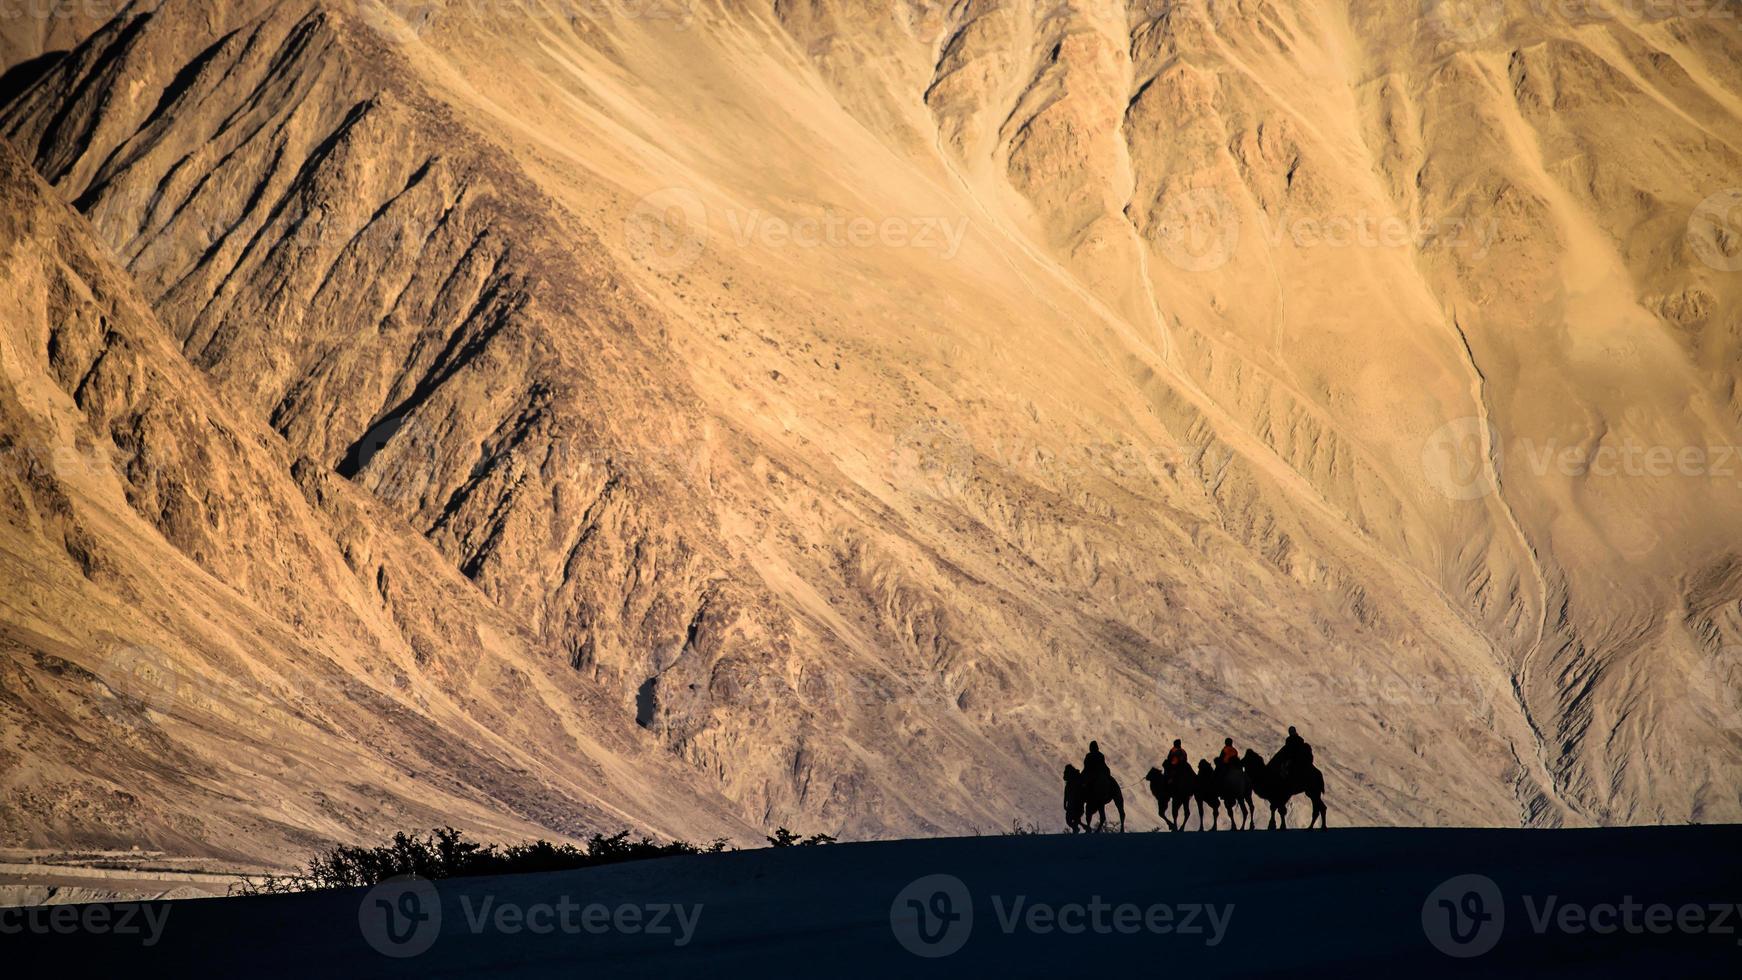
[765,826,837,847]
[237,827,729,895]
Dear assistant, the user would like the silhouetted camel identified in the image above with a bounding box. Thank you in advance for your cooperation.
[1144,764,1195,831]
[1063,764,1124,833]
[1213,757,1255,830]
[1240,749,1327,829]
[1192,760,1226,830]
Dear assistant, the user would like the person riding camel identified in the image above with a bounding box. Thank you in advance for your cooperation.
[1082,740,1109,782]
[1218,737,1239,767]
[1165,738,1188,772]
[1277,726,1313,778]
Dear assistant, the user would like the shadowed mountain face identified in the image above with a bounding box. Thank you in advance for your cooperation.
[1,1,1739,857]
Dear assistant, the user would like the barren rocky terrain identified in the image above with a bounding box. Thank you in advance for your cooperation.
[2,1,1740,863]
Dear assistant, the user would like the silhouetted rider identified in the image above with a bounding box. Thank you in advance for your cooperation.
[1277,726,1313,777]
[1165,738,1188,772]
[1218,737,1239,767]
[1082,740,1109,781]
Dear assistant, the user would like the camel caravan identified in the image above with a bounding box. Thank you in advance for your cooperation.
[1062,728,1327,833]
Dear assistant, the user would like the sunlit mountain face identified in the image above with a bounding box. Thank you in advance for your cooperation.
[2,1,1740,861]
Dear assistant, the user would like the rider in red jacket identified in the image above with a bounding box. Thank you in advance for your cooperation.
[1165,738,1189,771]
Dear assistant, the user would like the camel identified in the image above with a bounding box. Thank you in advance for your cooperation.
[1144,764,1195,831]
[1213,757,1255,830]
[1192,760,1226,830]
[1240,749,1327,829]
[1063,764,1125,833]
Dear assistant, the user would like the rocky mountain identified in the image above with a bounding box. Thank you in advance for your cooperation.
[0,135,755,860]
[1,0,1739,860]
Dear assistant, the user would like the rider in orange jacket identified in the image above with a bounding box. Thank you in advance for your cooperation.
[1165,738,1189,771]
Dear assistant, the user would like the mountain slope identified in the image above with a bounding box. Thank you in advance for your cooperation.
[1,0,1739,851]
[0,134,753,862]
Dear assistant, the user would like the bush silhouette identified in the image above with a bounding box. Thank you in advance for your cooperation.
[765,826,837,847]
[239,827,729,894]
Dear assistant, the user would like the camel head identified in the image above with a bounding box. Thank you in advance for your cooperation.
[1144,766,1164,785]
[1063,764,1080,783]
